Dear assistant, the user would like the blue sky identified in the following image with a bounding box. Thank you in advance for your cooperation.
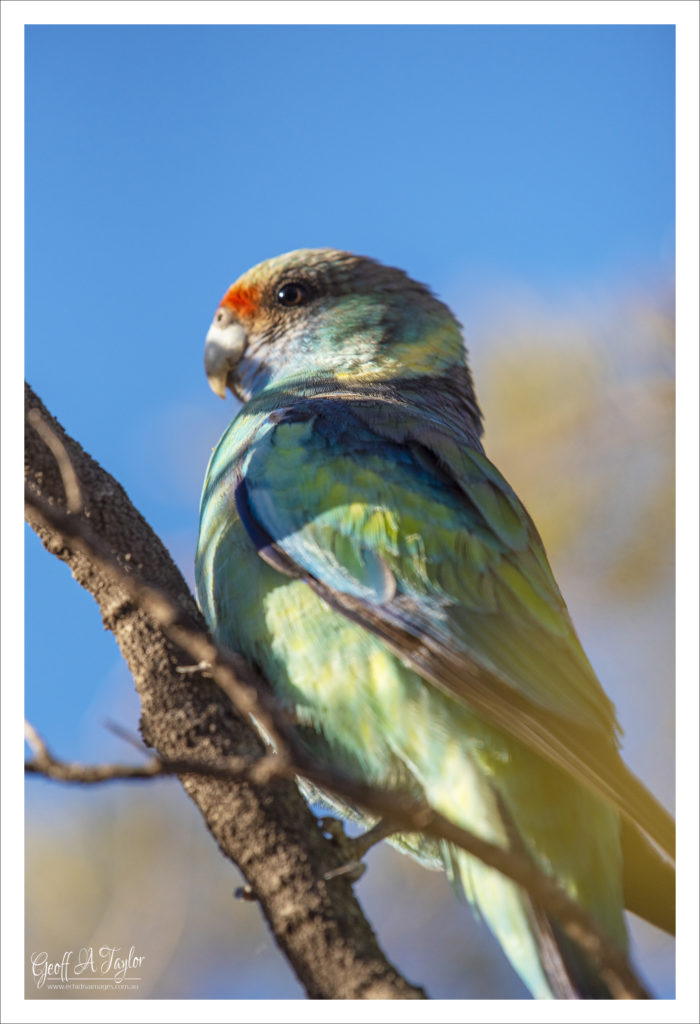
[19,20,681,1003]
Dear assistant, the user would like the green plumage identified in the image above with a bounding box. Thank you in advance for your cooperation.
[196,249,673,998]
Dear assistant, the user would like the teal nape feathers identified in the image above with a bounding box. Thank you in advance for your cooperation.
[195,249,674,999]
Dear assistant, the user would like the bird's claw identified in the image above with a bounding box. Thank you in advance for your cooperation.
[319,817,398,883]
[323,859,367,882]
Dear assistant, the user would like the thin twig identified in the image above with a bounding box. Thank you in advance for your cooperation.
[27,407,84,513]
[24,719,51,761]
[24,721,283,786]
[102,719,153,754]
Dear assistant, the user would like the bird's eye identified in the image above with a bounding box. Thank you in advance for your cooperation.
[276,282,311,307]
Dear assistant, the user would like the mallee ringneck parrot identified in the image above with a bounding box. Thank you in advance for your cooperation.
[195,249,674,998]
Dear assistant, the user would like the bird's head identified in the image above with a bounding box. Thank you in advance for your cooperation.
[204,248,476,415]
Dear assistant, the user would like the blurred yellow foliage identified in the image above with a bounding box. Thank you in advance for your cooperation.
[476,288,674,600]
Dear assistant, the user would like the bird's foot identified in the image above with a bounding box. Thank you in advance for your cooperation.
[320,817,399,882]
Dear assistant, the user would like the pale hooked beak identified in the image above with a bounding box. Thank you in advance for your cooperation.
[204,308,248,399]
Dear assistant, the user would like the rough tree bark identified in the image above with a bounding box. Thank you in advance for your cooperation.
[24,382,426,1000]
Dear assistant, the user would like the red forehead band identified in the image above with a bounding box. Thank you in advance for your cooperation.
[219,285,260,319]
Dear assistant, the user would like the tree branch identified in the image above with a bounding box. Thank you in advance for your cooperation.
[24,382,651,1000]
[24,382,425,1000]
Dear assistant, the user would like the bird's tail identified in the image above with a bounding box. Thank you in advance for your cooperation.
[443,838,620,998]
[524,892,617,998]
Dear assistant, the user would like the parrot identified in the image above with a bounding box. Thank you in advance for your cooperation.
[195,248,675,999]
